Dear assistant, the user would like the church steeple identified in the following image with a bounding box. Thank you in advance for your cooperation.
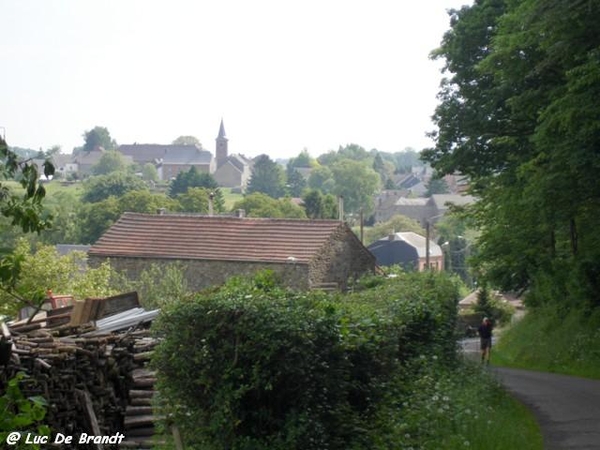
[216,118,228,168]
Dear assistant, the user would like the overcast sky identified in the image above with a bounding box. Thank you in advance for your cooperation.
[1,0,471,160]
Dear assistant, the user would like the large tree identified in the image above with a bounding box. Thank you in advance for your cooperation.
[424,0,600,306]
[246,154,286,199]
[168,167,219,197]
[81,172,147,203]
[82,126,117,152]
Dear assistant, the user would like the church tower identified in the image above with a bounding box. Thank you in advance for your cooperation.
[215,119,228,168]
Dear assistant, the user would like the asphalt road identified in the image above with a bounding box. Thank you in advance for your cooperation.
[460,338,600,449]
[493,368,600,450]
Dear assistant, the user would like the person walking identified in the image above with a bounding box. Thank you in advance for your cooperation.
[478,317,493,364]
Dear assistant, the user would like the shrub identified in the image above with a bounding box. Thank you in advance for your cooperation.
[152,270,459,449]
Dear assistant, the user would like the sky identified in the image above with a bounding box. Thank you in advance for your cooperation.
[1,0,472,160]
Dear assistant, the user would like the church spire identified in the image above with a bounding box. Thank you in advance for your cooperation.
[215,118,229,168]
[217,118,227,140]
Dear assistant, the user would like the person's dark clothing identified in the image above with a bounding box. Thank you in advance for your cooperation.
[478,322,493,339]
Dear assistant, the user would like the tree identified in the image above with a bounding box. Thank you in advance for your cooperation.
[302,190,338,220]
[424,0,600,306]
[168,167,219,197]
[82,126,117,152]
[142,163,159,183]
[175,187,226,214]
[330,159,380,215]
[81,172,147,203]
[0,239,124,315]
[307,166,334,192]
[425,176,449,196]
[172,136,202,147]
[91,150,129,175]
[363,215,425,246]
[246,154,286,199]
[287,149,316,169]
[286,167,306,197]
[232,193,306,219]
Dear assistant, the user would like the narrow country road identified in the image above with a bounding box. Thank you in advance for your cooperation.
[460,338,600,449]
[493,368,600,449]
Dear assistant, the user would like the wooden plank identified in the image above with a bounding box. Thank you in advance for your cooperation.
[76,389,104,450]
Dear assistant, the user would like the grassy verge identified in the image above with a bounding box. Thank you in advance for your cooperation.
[493,304,600,379]
[381,358,542,449]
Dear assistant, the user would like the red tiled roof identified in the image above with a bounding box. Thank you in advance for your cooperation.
[88,212,349,264]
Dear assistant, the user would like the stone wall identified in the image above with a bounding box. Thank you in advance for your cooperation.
[309,227,376,290]
[89,256,310,291]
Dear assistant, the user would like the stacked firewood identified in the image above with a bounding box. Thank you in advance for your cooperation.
[1,322,162,449]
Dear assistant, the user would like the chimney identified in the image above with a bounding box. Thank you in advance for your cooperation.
[157,208,166,215]
[236,209,245,218]
[208,192,214,216]
[338,196,344,222]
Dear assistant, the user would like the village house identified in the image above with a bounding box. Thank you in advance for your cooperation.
[373,193,476,225]
[87,212,376,291]
[367,231,444,272]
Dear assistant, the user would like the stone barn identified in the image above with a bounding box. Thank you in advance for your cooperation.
[88,212,376,291]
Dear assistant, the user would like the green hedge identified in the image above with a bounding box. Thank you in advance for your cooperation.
[152,271,459,449]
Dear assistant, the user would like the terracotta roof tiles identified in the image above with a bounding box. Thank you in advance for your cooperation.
[88,213,349,264]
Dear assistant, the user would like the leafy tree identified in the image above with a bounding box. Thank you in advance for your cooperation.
[91,150,129,175]
[424,0,600,307]
[302,190,338,220]
[425,176,449,196]
[172,136,202,147]
[0,137,54,234]
[286,167,306,197]
[168,166,218,197]
[142,163,159,182]
[81,172,146,203]
[232,192,306,219]
[175,187,225,214]
[0,239,124,316]
[363,214,425,245]
[246,154,286,199]
[307,166,334,192]
[76,190,176,243]
[330,159,380,215]
[77,197,122,244]
[287,149,316,169]
[82,126,117,152]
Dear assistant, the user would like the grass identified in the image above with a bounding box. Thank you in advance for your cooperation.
[379,358,543,450]
[493,304,600,379]
[221,187,244,210]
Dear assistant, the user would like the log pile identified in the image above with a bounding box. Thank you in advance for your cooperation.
[1,318,162,449]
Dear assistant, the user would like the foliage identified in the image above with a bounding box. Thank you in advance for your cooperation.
[362,214,425,246]
[76,190,176,244]
[0,373,50,450]
[152,271,460,449]
[246,154,286,199]
[81,172,147,203]
[375,359,542,449]
[81,126,116,152]
[0,239,124,316]
[91,150,129,175]
[301,190,338,220]
[168,167,219,198]
[330,159,380,215]
[175,187,225,214]
[494,304,600,379]
[286,149,317,169]
[142,163,159,182]
[423,0,600,308]
[285,167,306,197]
[232,192,306,219]
[0,137,54,234]
[307,166,334,193]
[172,136,202,147]
[128,262,190,309]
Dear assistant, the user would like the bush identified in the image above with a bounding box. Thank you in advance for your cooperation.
[152,270,459,449]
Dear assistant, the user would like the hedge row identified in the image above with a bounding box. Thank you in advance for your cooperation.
[152,270,459,450]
